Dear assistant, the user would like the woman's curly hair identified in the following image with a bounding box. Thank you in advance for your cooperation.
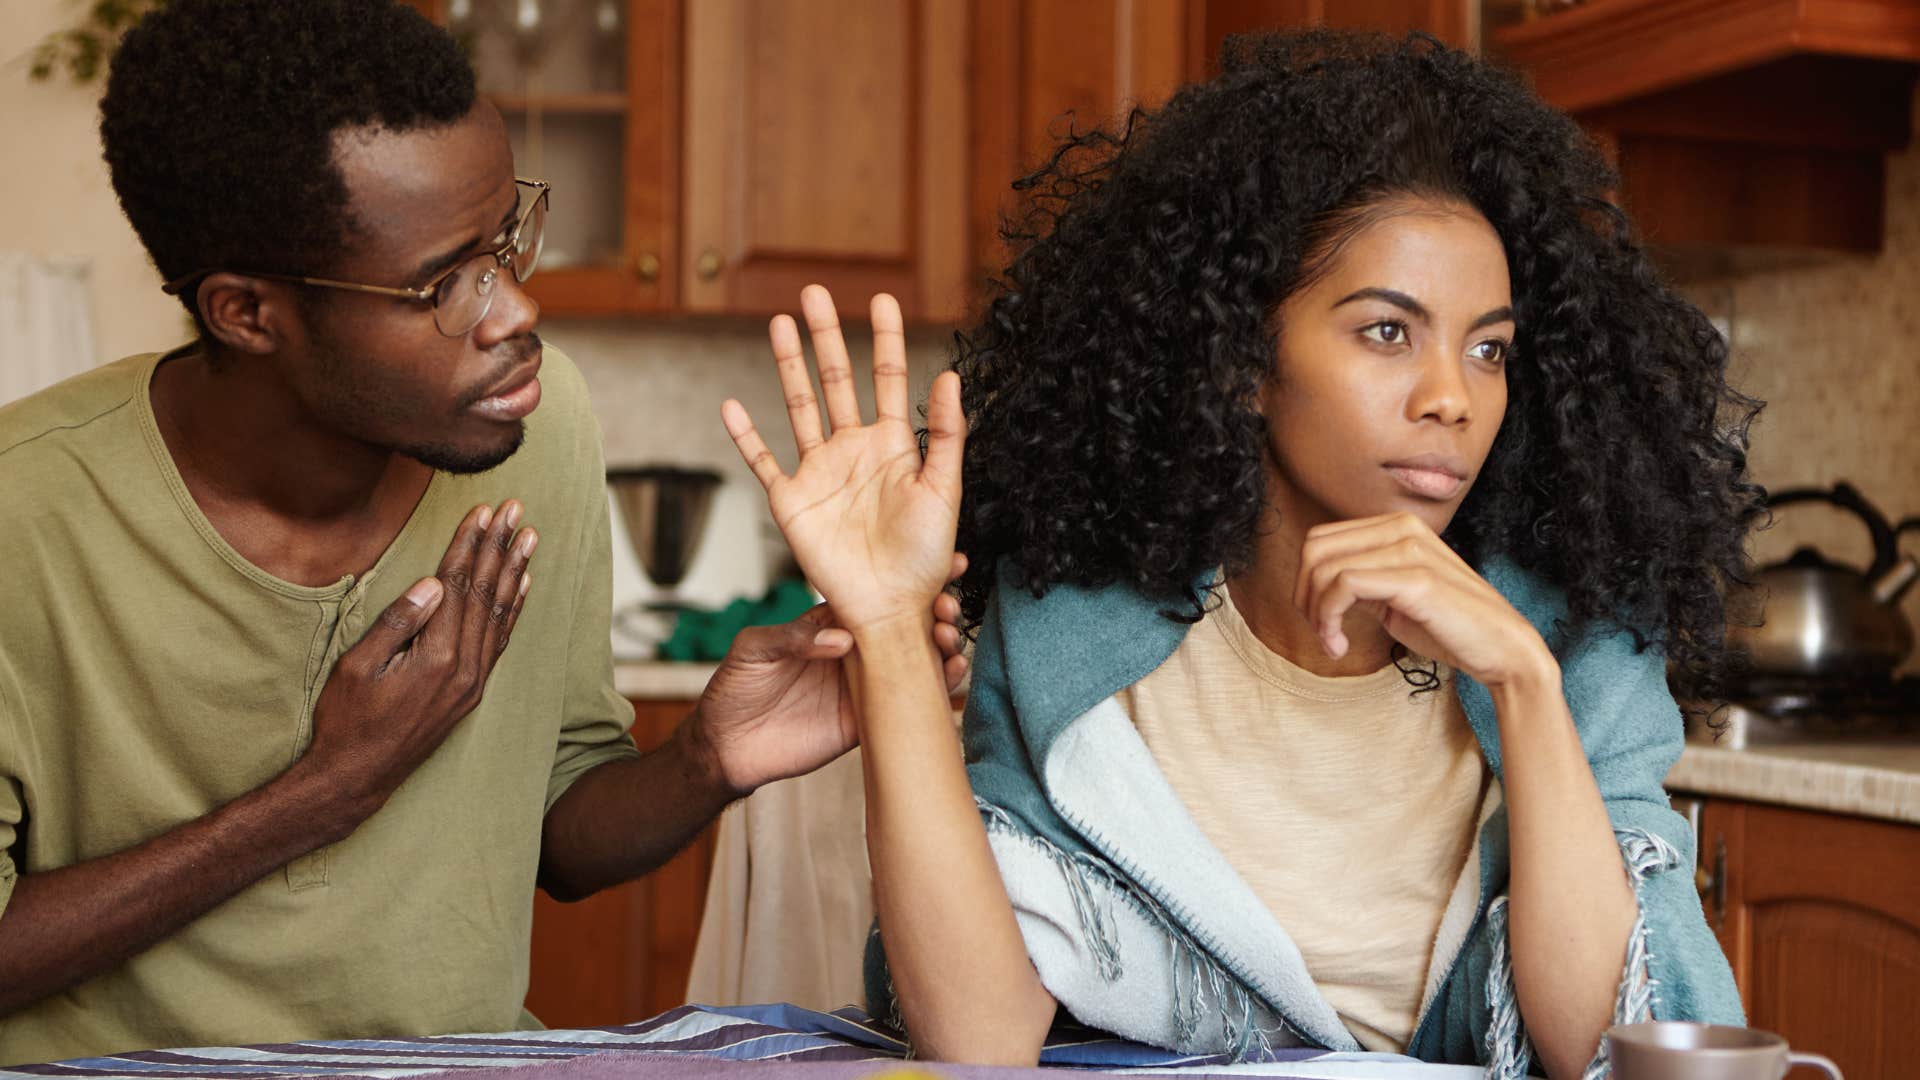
[952,29,1766,703]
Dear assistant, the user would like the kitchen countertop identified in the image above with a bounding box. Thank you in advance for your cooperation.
[615,660,719,701]
[619,661,1920,826]
[1670,721,1920,826]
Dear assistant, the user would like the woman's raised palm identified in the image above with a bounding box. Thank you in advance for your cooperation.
[722,286,965,633]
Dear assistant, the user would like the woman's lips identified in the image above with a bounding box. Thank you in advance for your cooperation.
[1385,463,1465,500]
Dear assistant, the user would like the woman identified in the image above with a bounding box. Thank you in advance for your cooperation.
[721,30,1761,1080]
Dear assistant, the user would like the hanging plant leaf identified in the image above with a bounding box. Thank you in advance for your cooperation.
[27,0,167,83]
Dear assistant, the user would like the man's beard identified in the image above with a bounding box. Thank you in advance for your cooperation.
[402,422,527,474]
[308,326,540,476]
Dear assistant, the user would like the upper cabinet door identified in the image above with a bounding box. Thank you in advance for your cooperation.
[681,0,968,323]
[422,0,682,315]
[968,0,1189,300]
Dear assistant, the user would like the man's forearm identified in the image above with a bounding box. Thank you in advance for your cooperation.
[0,760,357,1018]
[535,723,734,902]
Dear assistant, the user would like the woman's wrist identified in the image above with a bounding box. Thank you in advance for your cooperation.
[847,608,940,646]
[1483,634,1562,703]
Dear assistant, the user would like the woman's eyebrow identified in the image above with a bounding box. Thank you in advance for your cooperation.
[1469,306,1516,332]
[1333,287,1430,324]
[1334,289,1516,335]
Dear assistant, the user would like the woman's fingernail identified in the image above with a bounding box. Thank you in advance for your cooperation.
[477,506,495,530]
[518,573,532,599]
[503,502,522,529]
[407,579,442,607]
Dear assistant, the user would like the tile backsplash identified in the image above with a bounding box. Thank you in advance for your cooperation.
[1683,127,1920,669]
[550,316,952,475]
[550,124,1920,672]
[544,315,953,593]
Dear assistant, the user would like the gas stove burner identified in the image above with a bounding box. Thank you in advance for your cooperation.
[1728,674,1920,725]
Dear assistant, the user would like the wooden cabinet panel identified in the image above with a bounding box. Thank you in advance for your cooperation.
[1492,0,1920,253]
[1187,0,1472,78]
[1699,798,1920,1080]
[969,0,1192,298]
[971,0,1473,295]
[524,699,717,1028]
[683,0,968,322]
[1319,0,1470,43]
[417,0,681,316]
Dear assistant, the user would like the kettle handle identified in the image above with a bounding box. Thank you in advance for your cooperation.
[1766,483,1899,580]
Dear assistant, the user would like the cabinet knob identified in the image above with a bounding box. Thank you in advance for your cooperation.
[634,252,661,283]
[696,248,724,282]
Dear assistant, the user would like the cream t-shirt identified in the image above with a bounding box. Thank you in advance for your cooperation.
[1119,586,1487,1052]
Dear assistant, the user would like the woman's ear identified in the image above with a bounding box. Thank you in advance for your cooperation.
[194,273,291,356]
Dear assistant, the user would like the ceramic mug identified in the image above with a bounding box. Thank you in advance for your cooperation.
[1608,1022,1843,1080]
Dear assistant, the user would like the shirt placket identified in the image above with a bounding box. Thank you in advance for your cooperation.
[285,576,374,892]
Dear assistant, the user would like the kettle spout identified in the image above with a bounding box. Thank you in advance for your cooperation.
[1871,554,1920,607]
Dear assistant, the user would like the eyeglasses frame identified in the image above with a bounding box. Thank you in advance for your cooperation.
[161,177,551,335]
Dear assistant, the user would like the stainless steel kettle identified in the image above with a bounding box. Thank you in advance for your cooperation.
[1729,482,1919,680]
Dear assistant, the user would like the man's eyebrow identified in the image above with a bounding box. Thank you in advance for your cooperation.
[409,201,520,284]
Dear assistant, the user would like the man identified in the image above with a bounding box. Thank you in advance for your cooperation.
[0,0,964,1065]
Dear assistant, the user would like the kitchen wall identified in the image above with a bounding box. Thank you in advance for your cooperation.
[548,319,950,484]
[2,0,189,362]
[1682,103,1920,659]
[8,0,1919,644]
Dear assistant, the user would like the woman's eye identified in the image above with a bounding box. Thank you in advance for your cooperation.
[1471,339,1510,364]
[1362,321,1408,346]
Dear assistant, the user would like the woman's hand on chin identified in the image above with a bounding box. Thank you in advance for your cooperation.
[722,284,966,634]
[1292,511,1557,690]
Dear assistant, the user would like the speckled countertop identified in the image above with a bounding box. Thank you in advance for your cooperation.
[1670,719,1920,826]
[620,660,1920,826]
[614,661,719,701]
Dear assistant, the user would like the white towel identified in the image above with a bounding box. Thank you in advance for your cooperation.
[0,250,98,406]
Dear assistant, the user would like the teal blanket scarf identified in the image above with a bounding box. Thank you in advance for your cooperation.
[865,558,1743,1076]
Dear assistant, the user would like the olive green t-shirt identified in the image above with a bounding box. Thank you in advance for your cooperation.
[0,344,640,1066]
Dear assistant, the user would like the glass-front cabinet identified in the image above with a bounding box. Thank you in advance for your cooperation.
[415,0,680,315]
[410,0,970,323]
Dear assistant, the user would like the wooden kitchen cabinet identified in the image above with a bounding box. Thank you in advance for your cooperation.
[524,698,718,1027]
[1696,798,1920,1080]
[1492,0,1920,253]
[411,0,682,316]
[418,0,1476,321]
[682,0,969,322]
[420,0,968,322]
[967,0,1190,294]
[968,0,1473,297]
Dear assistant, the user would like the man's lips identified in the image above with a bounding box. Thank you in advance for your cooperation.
[472,357,543,421]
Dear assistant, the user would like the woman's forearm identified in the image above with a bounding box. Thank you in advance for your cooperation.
[1492,661,1638,1080]
[849,616,1058,1064]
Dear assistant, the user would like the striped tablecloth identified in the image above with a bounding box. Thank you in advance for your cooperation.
[0,1004,1480,1080]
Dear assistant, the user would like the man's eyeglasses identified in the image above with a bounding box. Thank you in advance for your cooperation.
[162,177,550,338]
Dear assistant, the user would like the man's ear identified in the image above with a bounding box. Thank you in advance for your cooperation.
[194,274,295,356]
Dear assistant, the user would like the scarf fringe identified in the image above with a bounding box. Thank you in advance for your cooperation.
[976,797,1283,1061]
[1483,826,1683,1080]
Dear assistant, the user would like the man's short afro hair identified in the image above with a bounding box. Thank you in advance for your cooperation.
[101,0,477,312]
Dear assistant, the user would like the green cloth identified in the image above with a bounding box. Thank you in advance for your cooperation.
[657,579,819,662]
[0,344,639,1066]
